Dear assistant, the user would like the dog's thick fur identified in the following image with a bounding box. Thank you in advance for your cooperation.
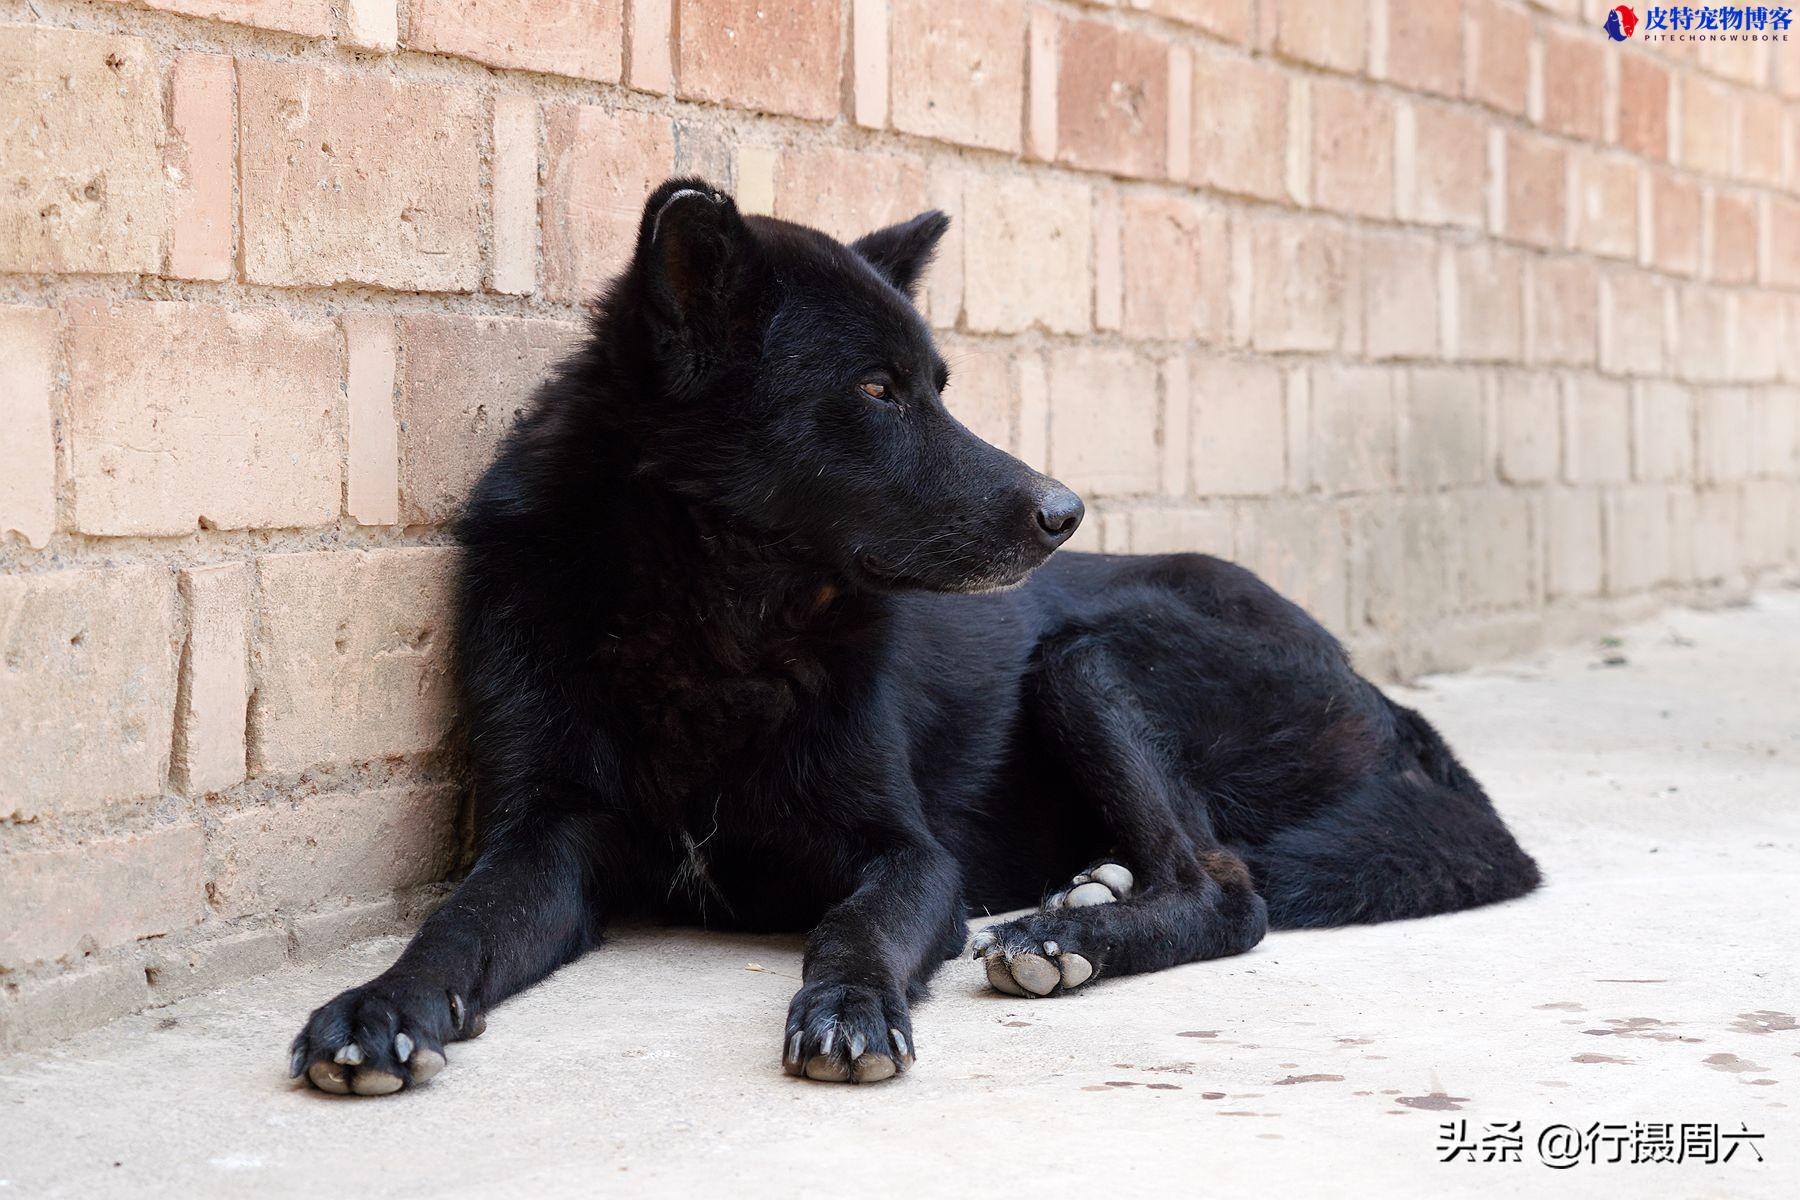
[291,181,1539,1092]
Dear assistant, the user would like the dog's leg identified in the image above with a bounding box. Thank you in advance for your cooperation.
[783,837,964,1084]
[975,635,1267,997]
[289,806,599,1095]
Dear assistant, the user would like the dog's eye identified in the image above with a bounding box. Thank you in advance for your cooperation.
[858,380,890,402]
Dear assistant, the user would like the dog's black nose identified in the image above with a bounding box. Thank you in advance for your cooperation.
[1033,486,1085,548]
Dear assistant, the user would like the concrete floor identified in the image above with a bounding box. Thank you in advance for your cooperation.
[3,593,1798,1198]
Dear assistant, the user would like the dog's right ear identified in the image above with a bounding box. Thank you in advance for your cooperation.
[635,179,752,331]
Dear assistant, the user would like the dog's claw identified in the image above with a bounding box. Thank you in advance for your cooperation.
[394,1033,414,1063]
[449,992,467,1033]
[968,929,997,957]
[891,1028,910,1062]
[333,1044,364,1066]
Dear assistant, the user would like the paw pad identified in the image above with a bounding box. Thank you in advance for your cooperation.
[971,931,1096,998]
[1044,861,1134,910]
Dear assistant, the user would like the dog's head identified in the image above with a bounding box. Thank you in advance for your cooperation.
[613,178,1083,594]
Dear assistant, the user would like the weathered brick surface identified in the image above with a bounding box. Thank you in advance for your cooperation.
[1311,81,1395,219]
[1191,358,1286,496]
[167,54,234,282]
[963,174,1092,335]
[676,0,840,120]
[1539,28,1604,142]
[1398,103,1488,229]
[173,563,251,797]
[0,28,168,274]
[0,566,176,820]
[117,0,331,36]
[239,63,483,291]
[774,147,929,245]
[398,314,585,525]
[1053,15,1169,179]
[408,0,623,81]
[542,105,675,303]
[1191,47,1287,200]
[1617,53,1671,162]
[1309,365,1398,495]
[1119,193,1229,342]
[1248,219,1352,353]
[1046,347,1160,497]
[0,825,205,969]
[0,306,56,550]
[63,300,340,537]
[890,0,1026,153]
[250,549,458,773]
[1269,0,1365,73]
[1465,0,1530,115]
[1496,372,1562,485]
[1379,0,1460,96]
[209,787,458,917]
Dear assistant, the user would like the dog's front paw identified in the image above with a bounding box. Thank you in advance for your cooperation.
[289,978,483,1096]
[782,981,914,1084]
[970,914,1098,997]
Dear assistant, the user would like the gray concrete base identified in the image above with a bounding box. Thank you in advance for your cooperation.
[4,593,1798,1197]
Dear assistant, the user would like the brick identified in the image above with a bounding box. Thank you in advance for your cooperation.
[541,105,674,303]
[1248,219,1351,354]
[1046,347,1160,498]
[1309,365,1398,495]
[1736,91,1784,187]
[1675,286,1732,384]
[1119,194,1230,342]
[936,337,1014,453]
[1362,232,1439,361]
[1403,368,1486,489]
[1397,102,1487,229]
[0,825,203,970]
[1525,256,1598,367]
[1191,357,1286,496]
[292,893,434,961]
[1026,8,1058,161]
[0,28,168,274]
[921,163,966,329]
[0,566,176,820]
[1310,80,1395,219]
[1616,52,1671,161]
[676,0,840,120]
[173,563,251,797]
[1570,152,1638,262]
[492,95,539,296]
[250,549,458,773]
[1054,16,1170,179]
[1538,27,1604,141]
[1130,505,1235,557]
[398,314,584,525]
[346,313,400,527]
[145,926,290,1007]
[1496,371,1561,484]
[890,0,1026,153]
[239,63,482,291]
[628,0,675,92]
[1378,0,1461,96]
[1632,381,1694,483]
[1749,389,1800,477]
[408,0,622,80]
[1742,480,1793,568]
[1094,188,1123,333]
[1269,0,1366,73]
[962,174,1092,336]
[853,0,888,127]
[210,788,458,917]
[1465,0,1530,115]
[1444,243,1523,363]
[63,300,340,537]
[1598,269,1669,377]
[1605,487,1672,593]
[1191,47,1287,201]
[0,960,148,1055]
[0,306,56,549]
[1565,375,1632,484]
[1732,292,1784,385]
[1161,356,1192,494]
[168,54,234,282]
[1458,490,1535,610]
[1690,486,1743,582]
[1348,497,1454,632]
[343,0,399,49]
[1772,197,1800,289]
[116,1,331,36]
[1649,169,1702,276]
[1695,387,1750,484]
[1140,0,1252,42]
[1678,74,1735,177]
[1545,487,1603,598]
[774,147,928,245]
[1706,190,1758,285]
[1239,501,1348,634]
[1503,131,1568,249]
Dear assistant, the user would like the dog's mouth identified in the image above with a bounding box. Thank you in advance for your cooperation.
[856,549,1040,595]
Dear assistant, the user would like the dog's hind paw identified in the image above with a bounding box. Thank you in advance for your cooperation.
[971,922,1097,998]
[1043,861,1133,910]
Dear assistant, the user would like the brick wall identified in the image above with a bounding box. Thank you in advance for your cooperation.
[3,0,1798,1050]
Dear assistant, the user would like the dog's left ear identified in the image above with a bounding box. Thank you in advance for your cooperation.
[852,210,950,297]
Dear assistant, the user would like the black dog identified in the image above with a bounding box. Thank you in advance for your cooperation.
[291,180,1540,1093]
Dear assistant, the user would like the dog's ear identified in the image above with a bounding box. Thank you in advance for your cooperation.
[635,179,754,330]
[851,210,950,297]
